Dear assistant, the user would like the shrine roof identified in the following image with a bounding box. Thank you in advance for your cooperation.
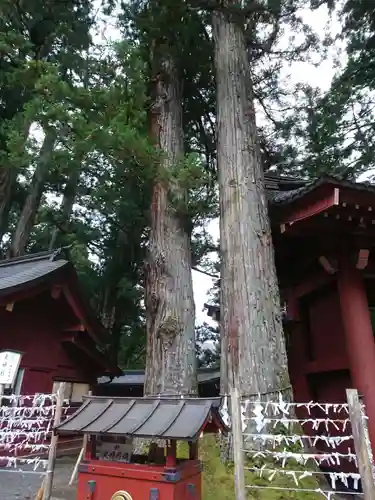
[55,396,227,440]
[0,249,119,375]
[0,249,68,294]
[97,367,221,387]
[266,175,375,205]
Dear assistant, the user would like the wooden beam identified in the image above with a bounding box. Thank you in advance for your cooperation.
[62,285,91,339]
[340,187,375,209]
[305,356,348,375]
[62,335,75,343]
[64,324,85,332]
[357,249,370,270]
[5,302,14,312]
[61,334,110,370]
[291,273,334,299]
[280,186,340,226]
[318,256,337,275]
[333,187,340,205]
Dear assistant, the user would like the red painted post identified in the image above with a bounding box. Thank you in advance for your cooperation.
[166,440,177,468]
[338,260,375,453]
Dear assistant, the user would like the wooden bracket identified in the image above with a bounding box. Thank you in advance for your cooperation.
[356,249,370,270]
[318,256,337,275]
[64,324,85,332]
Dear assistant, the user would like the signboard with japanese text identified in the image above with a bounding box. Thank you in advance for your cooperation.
[0,351,22,386]
[96,436,133,463]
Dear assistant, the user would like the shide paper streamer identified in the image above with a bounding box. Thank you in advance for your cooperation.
[0,393,69,472]
[219,392,368,498]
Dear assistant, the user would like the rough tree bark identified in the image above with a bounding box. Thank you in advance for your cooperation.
[212,9,290,399]
[0,119,32,245]
[9,128,56,257]
[144,52,197,397]
[49,166,81,250]
[0,168,16,243]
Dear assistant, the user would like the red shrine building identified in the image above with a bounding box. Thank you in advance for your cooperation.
[206,174,375,454]
[0,249,118,402]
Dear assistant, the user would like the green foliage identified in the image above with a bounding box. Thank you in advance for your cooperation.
[184,435,321,500]
[0,1,158,367]
[296,0,375,178]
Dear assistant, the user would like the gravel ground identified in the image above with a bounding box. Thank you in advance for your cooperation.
[0,457,76,500]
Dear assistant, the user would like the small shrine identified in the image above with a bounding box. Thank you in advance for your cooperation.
[55,395,227,500]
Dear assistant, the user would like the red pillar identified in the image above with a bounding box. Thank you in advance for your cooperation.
[337,260,375,452]
[286,296,313,424]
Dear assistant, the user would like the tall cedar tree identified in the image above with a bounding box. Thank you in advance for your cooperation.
[144,46,197,396]
[0,0,93,247]
[212,5,289,398]
[119,0,201,395]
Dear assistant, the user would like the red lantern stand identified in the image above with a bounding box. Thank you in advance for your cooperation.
[55,396,227,500]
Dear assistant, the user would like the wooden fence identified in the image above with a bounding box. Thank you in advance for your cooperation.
[226,388,375,499]
[0,382,69,500]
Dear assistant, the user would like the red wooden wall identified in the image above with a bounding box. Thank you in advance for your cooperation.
[0,291,96,395]
[287,283,355,474]
[288,283,351,404]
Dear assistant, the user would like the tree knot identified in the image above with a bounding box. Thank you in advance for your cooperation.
[158,316,181,346]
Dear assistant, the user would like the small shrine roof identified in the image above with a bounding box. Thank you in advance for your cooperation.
[55,396,227,440]
[97,367,220,387]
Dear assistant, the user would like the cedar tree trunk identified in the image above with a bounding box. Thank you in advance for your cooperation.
[0,167,16,243]
[212,10,290,399]
[10,129,56,257]
[49,166,81,250]
[0,119,32,244]
[144,53,197,397]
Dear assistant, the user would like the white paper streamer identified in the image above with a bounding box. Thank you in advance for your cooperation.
[0,393,70,466]
[226,392,368,498]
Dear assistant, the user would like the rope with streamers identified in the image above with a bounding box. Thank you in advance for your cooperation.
[0,393,70,472]
[219,392,368,498]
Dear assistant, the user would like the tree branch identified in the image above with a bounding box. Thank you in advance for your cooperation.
[187,0,270,17]
[192,266,219,279]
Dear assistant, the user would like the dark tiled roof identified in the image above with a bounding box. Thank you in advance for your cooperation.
[97,368,221,386]
[0,249,69,296]
[56,396,226,440]
[266,175,375,205]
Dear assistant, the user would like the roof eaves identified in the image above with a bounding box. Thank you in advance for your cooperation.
[55,396,227,439]
[269,176,375,206]
[0,249,64,269]
[0,260,69,298]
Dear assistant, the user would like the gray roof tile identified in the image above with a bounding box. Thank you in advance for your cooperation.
[55,396,226,440]
[0,250,68,295]
[0,260,67,291]
[97,368,220,386]
[267,175,375,205]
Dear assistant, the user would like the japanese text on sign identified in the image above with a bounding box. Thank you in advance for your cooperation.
[0,351,22,385]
